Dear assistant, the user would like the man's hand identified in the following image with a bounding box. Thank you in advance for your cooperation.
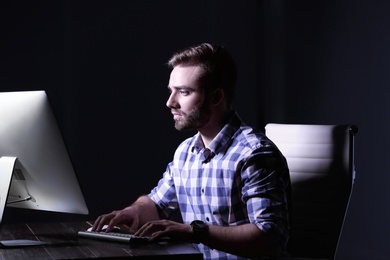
[92,195,160,233]
[92,207,141,233]
[135,219,193,241]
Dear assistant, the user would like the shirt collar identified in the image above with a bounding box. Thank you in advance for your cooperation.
[192,111,242,156]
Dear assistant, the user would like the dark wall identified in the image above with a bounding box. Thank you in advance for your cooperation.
[1,1,389,259]
[1,0,258,215]
[259,1,390,260]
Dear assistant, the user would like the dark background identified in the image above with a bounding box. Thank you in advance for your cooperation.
[1,1,389,259]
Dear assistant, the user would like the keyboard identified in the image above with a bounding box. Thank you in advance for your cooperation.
[78,230,150,244]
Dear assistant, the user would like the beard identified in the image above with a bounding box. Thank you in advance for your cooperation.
[174,99,211,131]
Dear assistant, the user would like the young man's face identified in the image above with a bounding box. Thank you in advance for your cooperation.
[166,65,211,131]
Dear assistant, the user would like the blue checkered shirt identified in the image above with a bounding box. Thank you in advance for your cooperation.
[149,113,291,260]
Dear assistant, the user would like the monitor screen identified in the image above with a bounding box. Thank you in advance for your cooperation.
[0,90,88,218]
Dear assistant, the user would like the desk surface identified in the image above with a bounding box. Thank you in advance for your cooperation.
[0,221,203,260]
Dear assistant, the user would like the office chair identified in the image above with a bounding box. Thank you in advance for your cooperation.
[265,123,358,260]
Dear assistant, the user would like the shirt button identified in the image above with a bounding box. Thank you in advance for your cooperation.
[201,188,204,193]
[206,217,210,222]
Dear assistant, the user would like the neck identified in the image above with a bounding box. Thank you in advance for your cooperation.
[199,110,233,148]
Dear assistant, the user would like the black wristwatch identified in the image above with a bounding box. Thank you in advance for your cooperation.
[190,220,208,244]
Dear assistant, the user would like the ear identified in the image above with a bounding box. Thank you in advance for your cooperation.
[211,88,224,105]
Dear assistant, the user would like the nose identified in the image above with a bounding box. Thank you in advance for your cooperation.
[166,92,179,109]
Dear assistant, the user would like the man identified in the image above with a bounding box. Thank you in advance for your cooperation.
[92,43,291,259]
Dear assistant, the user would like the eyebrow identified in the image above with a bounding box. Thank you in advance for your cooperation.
[167,85,196,91]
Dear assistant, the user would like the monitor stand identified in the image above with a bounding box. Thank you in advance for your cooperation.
[0,156,49,247]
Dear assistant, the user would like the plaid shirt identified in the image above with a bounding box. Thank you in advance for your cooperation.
[149,112,291,260]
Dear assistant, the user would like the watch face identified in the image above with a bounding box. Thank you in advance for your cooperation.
[191,220,207,229]
[191,220,208,244]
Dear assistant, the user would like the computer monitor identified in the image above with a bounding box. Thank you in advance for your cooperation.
[0,90,88,246]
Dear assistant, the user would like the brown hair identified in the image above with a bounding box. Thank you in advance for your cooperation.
[168,43,236,107]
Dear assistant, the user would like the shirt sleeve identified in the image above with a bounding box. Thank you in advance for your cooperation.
[240,145,291,244]
[148,161,179,216]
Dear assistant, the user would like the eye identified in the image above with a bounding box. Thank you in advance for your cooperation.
[179,89,190,96]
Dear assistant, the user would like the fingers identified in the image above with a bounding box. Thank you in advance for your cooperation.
[91,209,140,234]
[127,221,138,234]
[134,221,156,237]
[92,215,107,231]
[135,220,168,239]
[91,211,117,232]
[135,223,161,242]
[135,220,193,241]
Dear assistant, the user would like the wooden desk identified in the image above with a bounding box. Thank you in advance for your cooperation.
[0,221,203,259]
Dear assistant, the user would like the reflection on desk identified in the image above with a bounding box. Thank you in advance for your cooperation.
[0,221,203,259]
